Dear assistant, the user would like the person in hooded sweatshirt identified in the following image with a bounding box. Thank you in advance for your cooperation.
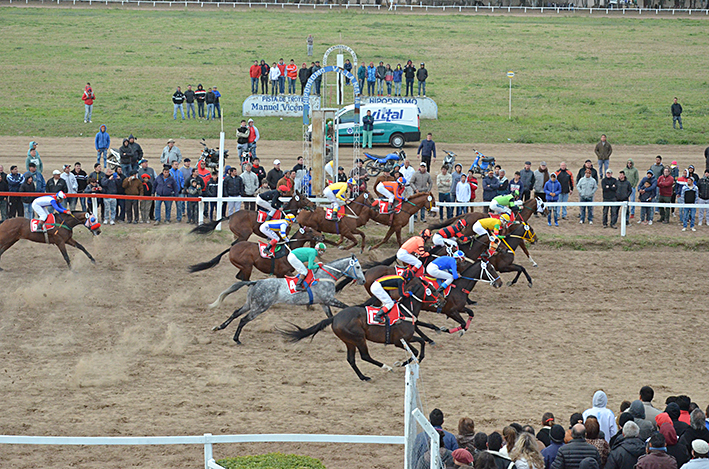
[606,421,646,469]
[583,391,618,443]
[657,413,690,468]
[628,400,656,440]
[664,403,692,440]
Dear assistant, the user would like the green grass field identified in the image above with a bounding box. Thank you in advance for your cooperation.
[1,6,708,144]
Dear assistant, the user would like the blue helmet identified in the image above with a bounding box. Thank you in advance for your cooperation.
[397,176,406,185]
[453,251,465,259]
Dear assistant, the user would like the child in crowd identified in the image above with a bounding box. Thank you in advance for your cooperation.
[186,177,201,224]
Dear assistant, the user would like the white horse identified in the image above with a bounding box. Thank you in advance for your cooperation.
[210,255,366,344]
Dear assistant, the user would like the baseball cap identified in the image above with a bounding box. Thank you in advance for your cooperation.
[167,138,175,144]
[52,169,61,175]
[419,162,427,167]
[525,161,532,165]
[273,159,281,165]
[540,161,547,166]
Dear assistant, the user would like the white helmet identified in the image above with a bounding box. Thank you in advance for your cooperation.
[56,191,67,200]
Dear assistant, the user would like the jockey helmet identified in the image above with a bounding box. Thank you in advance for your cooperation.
[456,218,467,229]
[56,191,67,200]
[512,189,520,198]
[453,250,465,259]
[285,213,296,222]
[500,213,511,224]
[397,176,406,185]
[419,228,431,239]
[315,242,326,252]
[347,177,357,186]
[401,268,415,283]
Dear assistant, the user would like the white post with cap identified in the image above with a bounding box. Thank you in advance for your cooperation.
[215,114,225,231]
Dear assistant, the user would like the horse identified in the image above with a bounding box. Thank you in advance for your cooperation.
[0,211,101,270]
[427,197,544,267]
[187,226,324,280]
[210,255,366,344]
[190,190,313,242]
[296,192,371,251]
[368,191,438,250]
[281,278,429,381]
[458,222,538,288]
[342,256,503,334]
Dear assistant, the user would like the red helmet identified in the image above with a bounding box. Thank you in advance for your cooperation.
[456,219,467,229]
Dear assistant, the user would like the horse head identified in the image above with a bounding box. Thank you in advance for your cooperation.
[349,254,366,285]
[515,221,537,244]
[295,226,324,243]
[533,197,548,216]
[412,192,437,213]
[291,191,315,212]
[82,212,102,236]
[466,259,502,289]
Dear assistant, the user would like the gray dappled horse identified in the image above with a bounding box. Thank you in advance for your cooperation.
[210,255,366,344]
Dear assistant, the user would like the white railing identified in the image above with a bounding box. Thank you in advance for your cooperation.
[15,0,709,16]
[1,344,426,469]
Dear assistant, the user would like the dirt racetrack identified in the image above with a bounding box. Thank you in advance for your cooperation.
[1,137,708,469]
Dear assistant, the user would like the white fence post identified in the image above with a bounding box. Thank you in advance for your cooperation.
[402,340,420,469]
[92,197,98,217]
[204,433,213,469]
[198,200,204,225]
[412,408,441,469]
[620,203,627,237]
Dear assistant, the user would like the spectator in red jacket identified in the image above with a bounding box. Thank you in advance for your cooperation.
[657,167,675,224]
[82,83,94,123]
[249,60,261,95]
[277,58,286,94]
[286,59,298,94]
[467,170,479,212]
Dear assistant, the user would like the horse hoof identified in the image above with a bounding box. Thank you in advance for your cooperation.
[393,361,403,368]
[211,326,219,332]
[532,263,538,267]
[428,341,437,347]
[361,376,372,381]
[458,330,465,338]
[527,282,533,288]
[382,364,393,372]
[506,281,514,287]
[441,328,449,334]
[234,340,243,345]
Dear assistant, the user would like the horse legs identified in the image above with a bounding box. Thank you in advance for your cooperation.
[65,238,96,264]
[369,226,396,250]
[0,239,20,271]
[213,303,250,333]
[394,339,421,367]
[327,298,349,310]
[321,304,334,319]
[352,228,366,253]
[56,242,71,269]
[409,336,427,363]
[345,342,371,381]
[232,309,264,344]
[355,339,392,374]
[503,264,532,288]
[414,325,437,346]
[518,240,537,267]
[340,231,360,251]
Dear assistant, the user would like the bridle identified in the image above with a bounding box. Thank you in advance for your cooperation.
[321,258,362,281]
[475,261,501,286]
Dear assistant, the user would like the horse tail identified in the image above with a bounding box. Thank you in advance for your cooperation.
[335,277,354,292]
[361,253,398,270]
[427,214,463,230]
[188,248,230,273]
[190,216,229,235]
[279,316,334,343]
[208,281,256,309]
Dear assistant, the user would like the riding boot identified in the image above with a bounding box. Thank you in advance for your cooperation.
[295,275,307,291]
[374,305,389,322]
[36,220,45,232]
[269,239,278,255]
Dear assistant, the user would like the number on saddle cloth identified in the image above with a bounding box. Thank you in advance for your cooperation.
[257,209,281,223]
[259,242,286,259]
[31,214,56,232]
[325,206,345,221]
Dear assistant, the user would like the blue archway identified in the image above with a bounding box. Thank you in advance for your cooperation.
[302,65,360,125]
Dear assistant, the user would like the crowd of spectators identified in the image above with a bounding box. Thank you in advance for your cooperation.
[413,387,709,469]
[171,84,221,121]
[247,56,430,98]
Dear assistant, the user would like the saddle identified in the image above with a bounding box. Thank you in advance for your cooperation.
[285,270,316,294]
[30,213,56,233]
[256,209,282,223]
[258,242,288,259]
[394,265,425,280]
[366,304,414,326]
[373,200,402,215]
[421,276,454,297]
[325,206,345,221]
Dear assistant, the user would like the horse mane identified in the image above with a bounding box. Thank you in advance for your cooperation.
[427,214,464,230]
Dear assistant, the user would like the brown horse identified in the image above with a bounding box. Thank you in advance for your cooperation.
[190,191,313,241]
[339,256,503,333]
[296,192,371,251]
[281,278,428,381]
[427,197,544,266]
[187,226,324,280]
[0,211,101,270]
[368,191,437,250]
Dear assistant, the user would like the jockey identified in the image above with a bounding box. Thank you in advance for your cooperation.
[432,218,471,250]
[288,243,326,291]
[396,229,431,275]
[426,250,465,295]
[323,180,349,211]
[32,191,70,231]
[375,176,406,206]
[256,185,286,217]
[490,190,523,217]
[259,212,296,254]
[473,213,511,258]
[371,274,407,322]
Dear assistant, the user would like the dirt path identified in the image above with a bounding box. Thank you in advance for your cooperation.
[1,137,708,468]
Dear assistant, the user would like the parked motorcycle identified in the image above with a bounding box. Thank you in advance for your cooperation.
[441,150,456,169]
[107,149,122,171]
[468,149,496,175]
[363,149,406,177]
[199,138,229,170]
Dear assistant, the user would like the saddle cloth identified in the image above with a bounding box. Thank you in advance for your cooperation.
[365,304,414,326]
[325,206,345,221]
[373,200,402,215]
[420,276,453,297]
[285,270,316,294]
[258,242,288,259]
[394,265,425,279]
[257,209,282,223]
[30,214,55,233]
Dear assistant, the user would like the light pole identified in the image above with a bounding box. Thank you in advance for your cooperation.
[507,71,515,120]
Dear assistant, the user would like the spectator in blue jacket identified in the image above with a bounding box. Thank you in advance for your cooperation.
[412,408,459,469]
[681,177,699,231]
[544,172,562,226]
[95,124,110,167]
[637,170,657,225]
[169,160,185,223]
[154,165,177,225]
[482,169,500,213]
[366,62,376,96]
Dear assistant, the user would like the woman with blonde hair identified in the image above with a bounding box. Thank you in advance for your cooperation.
[510,432,545,469]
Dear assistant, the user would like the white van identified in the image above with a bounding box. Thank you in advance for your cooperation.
[335,103,420,148]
